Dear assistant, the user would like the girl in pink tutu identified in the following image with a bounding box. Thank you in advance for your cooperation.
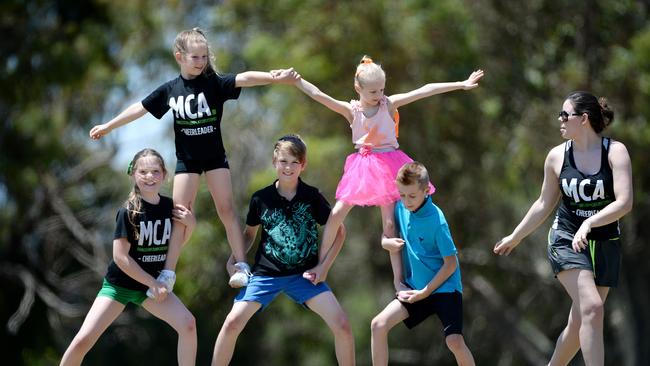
[293,56,483,289]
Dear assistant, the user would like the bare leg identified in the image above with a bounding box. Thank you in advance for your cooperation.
[318,201,353,278]
[380,203,403,289]
[370,299,409,366]
[165,173,201,271]
[553,269,607,366]
[445,334,475,366]
[205,169,246,263]
[306,291,355,366]
[547,284,608,366]
[143,293,197,366]
[211,301,261,366]
[60,297,125,366]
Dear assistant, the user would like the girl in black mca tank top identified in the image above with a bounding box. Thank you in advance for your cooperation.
[552,137,619,240]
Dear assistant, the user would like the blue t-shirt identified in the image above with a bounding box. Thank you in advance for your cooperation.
[395,196,462,293]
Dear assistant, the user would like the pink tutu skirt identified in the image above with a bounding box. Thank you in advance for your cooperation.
[335,148,435,206]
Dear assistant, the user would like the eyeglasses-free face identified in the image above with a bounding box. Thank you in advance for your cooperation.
[558,110,582,122]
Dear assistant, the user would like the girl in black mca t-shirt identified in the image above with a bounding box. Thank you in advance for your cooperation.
[60,149,197,365]
[88,27,300,286]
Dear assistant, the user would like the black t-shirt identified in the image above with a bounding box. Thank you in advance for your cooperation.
[553,138,619,240]
[141,73,241,161]
[105,195,174,291]
[246,179,331,276]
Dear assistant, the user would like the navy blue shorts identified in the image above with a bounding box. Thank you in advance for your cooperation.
[400,290,463,336]
[547,228,621,287]
[235,274,331,311]
[175,156,229,174]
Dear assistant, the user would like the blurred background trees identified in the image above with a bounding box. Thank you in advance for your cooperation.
[2,0,648,365]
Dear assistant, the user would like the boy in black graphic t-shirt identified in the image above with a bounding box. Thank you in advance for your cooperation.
[211,135,355,366]
[89,28,300,288]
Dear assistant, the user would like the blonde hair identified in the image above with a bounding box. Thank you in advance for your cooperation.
[125,149,167,239]
[273,134,307,164]
[354,55,386,88]
[173,27,217,75]
[396,162,429,190]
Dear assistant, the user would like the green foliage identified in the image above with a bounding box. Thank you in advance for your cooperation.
[2,0,650,365]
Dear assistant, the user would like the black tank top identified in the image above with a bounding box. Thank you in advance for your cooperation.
[552,137,620,240]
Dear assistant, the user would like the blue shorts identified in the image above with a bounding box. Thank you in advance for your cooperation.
[235,274,331,311]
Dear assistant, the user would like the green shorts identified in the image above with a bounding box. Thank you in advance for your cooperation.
[97,279,148,306]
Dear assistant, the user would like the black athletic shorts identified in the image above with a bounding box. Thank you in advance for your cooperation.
[175,156,229,174]
[400,290,463,336]
[547,228,621,287]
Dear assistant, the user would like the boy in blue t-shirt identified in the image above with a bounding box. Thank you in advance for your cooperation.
[371,162,475,366]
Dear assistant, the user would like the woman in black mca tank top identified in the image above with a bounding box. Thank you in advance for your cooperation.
[493,91,633,366]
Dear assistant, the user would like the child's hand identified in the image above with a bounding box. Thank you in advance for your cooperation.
[89,124,111,140]
[172,204,195,229]
[493,234,520,256]
[381,237,405,253]
[272,67,301,84]
[303,265,325,285]
[148,280,169,302]
[397,289,427,303]
[461,69,484,90]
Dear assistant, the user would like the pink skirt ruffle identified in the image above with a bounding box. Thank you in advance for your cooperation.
[335,149,435,206]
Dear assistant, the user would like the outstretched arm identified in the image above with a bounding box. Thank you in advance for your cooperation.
[494,146,562,256]
[235,68,300,87]
[89,102,148,140]
[388,69,484,109]
[294,78,354,123]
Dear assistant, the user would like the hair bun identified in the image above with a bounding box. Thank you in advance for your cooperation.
[598,97,615,127]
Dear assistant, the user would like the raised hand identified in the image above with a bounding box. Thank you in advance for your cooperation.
[461,69,485,90]
[89,124,111,140]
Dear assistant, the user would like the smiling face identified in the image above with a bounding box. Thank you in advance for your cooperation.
[273,150,305,184]
[396,181,428,212]
[355,78,386,107]
[133,156,166,198]
[175,41,208,79]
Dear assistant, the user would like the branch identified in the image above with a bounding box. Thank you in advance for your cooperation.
[467,274,554,365]
[1,264,85,334]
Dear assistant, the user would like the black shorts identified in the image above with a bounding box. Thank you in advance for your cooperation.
[175,156,229,174]
[400,290,463,336]
[547,228,621,287]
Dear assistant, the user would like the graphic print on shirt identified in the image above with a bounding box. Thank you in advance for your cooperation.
[169,93,219,137]
[136,218,172,263]
[561,178,611,218]
[260,203,318,269]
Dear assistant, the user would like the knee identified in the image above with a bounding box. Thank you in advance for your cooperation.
[581,299,605,322]
[68,333,95,354]
[332,312,352,336]
[370,316,389,336]
[180,313,197,335]
[221,313,247,335]
[445,334,466,353]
